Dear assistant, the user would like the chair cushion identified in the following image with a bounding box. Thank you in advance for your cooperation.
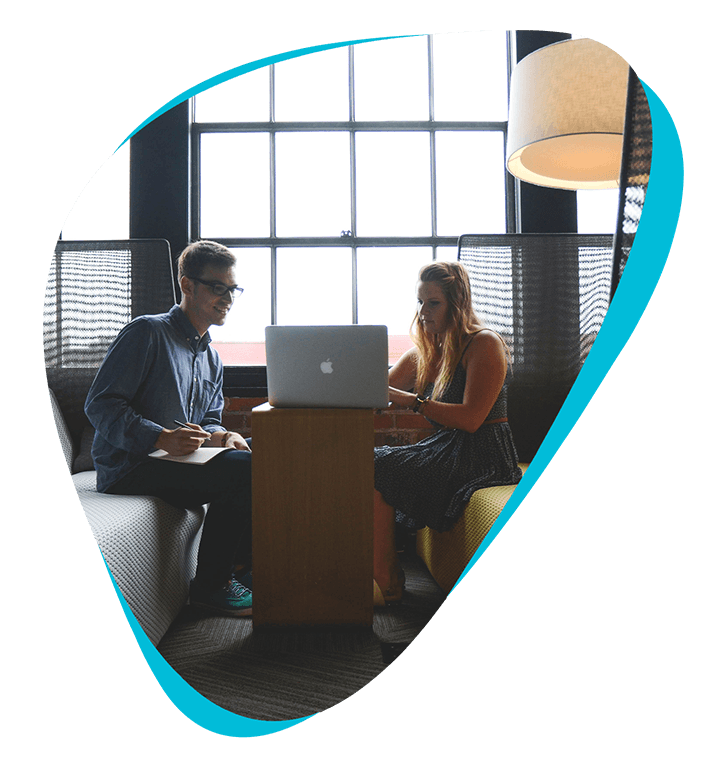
[416,463,529,593]
[74,471,205,646]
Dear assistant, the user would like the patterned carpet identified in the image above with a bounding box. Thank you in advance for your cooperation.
[157,551,447,721]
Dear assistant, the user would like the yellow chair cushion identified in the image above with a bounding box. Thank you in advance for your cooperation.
[416,463,529,593]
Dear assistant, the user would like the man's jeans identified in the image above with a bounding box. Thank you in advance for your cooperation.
[108,446,252,588]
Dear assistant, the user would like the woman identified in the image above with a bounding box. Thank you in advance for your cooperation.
[373,261,522,604]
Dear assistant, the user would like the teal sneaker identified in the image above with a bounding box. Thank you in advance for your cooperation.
[189,577,252,617]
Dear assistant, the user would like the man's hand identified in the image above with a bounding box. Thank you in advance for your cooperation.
[221,431,251,452]
[155,424,210,456]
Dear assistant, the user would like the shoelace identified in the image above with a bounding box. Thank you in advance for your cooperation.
[227,579,251,599]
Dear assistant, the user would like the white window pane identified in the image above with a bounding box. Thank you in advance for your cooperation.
[276,133,351,237]
[432,32,508,121]
[354,37,429,120]
[211,248,271,343]
[276,248,352,325]
[200,133,270,238]
[356,132,431,236]
[435,246,460,262]
[210,249,271,365]
[61,143,129,240]
[435,131,506,235]
[194,69,269,122]
[275,47,349,121]
[577,189,620,233]
[357,247,432,334]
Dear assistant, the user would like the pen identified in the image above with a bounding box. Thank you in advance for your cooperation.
[174,420,211,443]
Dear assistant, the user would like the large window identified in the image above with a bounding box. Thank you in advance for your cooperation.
[191,33,512,364]
[57,32,622,374]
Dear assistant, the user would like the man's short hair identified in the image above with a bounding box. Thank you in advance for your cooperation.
[177,241,236,281]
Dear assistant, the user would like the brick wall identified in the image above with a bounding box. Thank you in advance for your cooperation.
[222,397,434,448]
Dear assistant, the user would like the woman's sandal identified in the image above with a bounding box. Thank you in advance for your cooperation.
[373,567,406,607]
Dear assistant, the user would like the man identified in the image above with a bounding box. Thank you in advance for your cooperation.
[85,240,253,616]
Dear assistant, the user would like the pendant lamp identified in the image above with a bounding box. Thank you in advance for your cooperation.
[506,38,630,190]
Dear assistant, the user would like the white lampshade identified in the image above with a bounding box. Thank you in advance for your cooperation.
[506,38,630,190]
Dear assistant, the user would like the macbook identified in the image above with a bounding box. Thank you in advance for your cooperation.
[265,325,389,409]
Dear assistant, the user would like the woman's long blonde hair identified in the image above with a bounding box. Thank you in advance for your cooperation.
[412,262,485,400]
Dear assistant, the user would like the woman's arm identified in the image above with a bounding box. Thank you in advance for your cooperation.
[388,330,506,433]
[387,347,419,391]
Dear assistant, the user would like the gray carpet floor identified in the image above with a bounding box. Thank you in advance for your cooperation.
[157,552,447,721]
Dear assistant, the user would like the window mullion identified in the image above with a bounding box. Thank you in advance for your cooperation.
[269,63,278,324]
[190,34,513,354]
[349,44,358,323]
[428,35,438,260]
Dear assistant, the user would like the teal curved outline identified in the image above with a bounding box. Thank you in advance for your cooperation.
[103,559,308,736]
[454,81,684,588]
[117,35,419,150]
[104,49,683,737]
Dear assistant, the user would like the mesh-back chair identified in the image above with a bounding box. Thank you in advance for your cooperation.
[459,233,614,462]
[459,73,651,462]
[44,239,177,450]
[611,70,652,297]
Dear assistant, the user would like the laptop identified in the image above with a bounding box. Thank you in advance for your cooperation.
[265,325,389,409]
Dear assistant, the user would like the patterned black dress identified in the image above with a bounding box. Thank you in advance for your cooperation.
[374,341,522,533]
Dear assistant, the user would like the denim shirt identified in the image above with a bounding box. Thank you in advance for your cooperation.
[85,304,226,492]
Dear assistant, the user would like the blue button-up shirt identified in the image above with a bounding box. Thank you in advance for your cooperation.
[85,304,226,492]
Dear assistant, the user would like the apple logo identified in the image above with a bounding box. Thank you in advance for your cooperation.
[320,359,333,374]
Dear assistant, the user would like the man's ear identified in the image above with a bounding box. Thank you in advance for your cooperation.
[179,275,194,298]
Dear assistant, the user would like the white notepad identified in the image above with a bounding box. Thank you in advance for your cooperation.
[148,447,232,464]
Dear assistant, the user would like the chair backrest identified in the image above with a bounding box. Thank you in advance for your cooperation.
[44,239,177,448]
[459,233,614,461]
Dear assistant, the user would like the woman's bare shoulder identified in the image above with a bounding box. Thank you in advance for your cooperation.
[464,328,505,362]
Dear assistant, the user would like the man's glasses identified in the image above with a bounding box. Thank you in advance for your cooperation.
[188,277,244,298]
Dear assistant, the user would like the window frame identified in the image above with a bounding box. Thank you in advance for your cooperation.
[189,35,516,392]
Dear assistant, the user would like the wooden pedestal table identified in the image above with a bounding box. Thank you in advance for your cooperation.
[251,402,375,628]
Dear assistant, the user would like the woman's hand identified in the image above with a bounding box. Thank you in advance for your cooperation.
[388,386,418,410]
[385,331,508,432]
